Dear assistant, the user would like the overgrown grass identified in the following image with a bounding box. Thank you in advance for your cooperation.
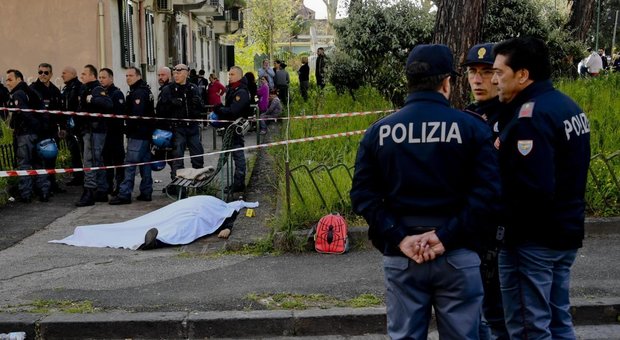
[1,299,100,314]
[269,74,620,232]
[245,292,382,310]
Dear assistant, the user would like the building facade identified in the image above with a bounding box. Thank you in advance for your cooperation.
[0,0,241,96]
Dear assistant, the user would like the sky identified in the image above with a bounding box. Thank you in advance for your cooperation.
[303,0,328,20]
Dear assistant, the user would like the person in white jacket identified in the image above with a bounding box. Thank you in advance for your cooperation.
[585,48,603,76]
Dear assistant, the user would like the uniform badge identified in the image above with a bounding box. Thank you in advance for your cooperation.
[517,140,533,156]
[477,47,487,60]
[235,95,240,101]
[135,99,141,105]
[518,102,535,118]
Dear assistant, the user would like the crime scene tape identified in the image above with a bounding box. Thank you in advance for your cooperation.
[0,107,392,123]
[0,129,368,178]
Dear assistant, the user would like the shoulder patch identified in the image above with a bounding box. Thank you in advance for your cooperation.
[518,102,535,118]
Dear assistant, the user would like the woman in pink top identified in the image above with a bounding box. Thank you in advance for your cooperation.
[207,73,226,106]
[257,76,269,113]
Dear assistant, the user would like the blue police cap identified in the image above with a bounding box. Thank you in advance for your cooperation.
[462,43,495,66]
[406,44,460,77]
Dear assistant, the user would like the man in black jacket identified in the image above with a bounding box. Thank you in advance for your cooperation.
[75,64,113,207]
[99,68,126,196]
[157,64,204,181]
[60,66,84,186]
[6,69,50,203]
[215,65,251,193]
[30,62,65,194]
[110,67,154,205]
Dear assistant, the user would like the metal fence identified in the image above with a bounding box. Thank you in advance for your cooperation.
[0,139,68,171]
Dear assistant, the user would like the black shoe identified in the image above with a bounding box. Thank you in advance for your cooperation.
[138,228,159,250]
[136,194,152,202]
[75,189,95,207]
[66,177,84,186]
[109,196,131,205]
[94,191,109,202]
[39,193,50,202]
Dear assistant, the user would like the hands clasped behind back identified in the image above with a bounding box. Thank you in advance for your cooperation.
[398,231,445,264]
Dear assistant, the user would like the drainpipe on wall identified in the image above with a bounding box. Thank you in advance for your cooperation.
[188,12,194,67]
[98,0,106,68]
[139,0,147,80]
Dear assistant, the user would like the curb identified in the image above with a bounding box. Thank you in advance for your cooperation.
[1,301,618,339]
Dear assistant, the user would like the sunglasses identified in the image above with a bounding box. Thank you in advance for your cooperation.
[173,68,188,72]
[38,70,50,75]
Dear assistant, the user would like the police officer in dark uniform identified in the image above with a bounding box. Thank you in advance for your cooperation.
[462,43,509,340]
[350,44,502,339]
[30,62,65,195]
[60,66,84,186]
[75,64,113,207]
[492,37,591,339]
[5,69,51,203]
[215,65,251,193]
[157,64,204,182]
[109,67,154,205]
[99,68,126,196]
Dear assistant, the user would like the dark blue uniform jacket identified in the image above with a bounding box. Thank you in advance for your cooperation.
[498,80,590,250]
[350,91,502,256]
[106,85,126,134]
[125,79,155,140]
[8,81,48,136]
[217,78,251,124]
[157,82,203,128]
[76,80,113,133]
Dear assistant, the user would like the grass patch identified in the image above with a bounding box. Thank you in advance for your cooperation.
[245,292,382,310]
[175,237,278,259]
[1,299,100,314]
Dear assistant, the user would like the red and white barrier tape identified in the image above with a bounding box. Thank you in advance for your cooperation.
[0,107,392,123]
[0,129,368,177]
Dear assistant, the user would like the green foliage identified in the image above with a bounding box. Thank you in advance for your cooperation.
[245,292,382,309]
[244,0,301,56]
[332,0,433,105]
[482,0,548,42]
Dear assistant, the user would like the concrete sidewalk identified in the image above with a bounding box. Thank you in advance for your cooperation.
[0,128,619,339]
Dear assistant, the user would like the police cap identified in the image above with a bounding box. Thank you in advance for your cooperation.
[462,43,495,66]
[406,44,460,77]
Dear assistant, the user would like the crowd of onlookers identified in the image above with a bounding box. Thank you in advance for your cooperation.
[578,47,620,76]
[0,49,327,206]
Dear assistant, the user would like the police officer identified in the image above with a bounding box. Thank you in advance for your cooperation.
[60,66,84,187]
[492,37,591,339]
[5,69,51,203]
[214,65,251,193]
[462,43,509,340]
[99,68,126,196]
[350,44,502,339]
[157,64,204,184]
[109,67,154,205]
[75,64,113,207]
[30,62,65,195]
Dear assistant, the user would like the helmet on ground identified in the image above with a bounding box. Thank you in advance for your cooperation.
[37,139,58,160]
[151,160,166,171]
[209,112,225,128]
[150,145,167,171]
[152,129,173,148]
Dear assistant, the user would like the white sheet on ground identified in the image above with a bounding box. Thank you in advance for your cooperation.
[49,195,259,250]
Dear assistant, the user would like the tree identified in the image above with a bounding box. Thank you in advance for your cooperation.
[333,0,434,105]
[567,0,597,43]
[244,0,300,58]
[432,0,487,108]
[322,0,339,33]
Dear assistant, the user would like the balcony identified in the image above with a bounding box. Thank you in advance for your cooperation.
[212,8,241,34]
[172,0,224,17]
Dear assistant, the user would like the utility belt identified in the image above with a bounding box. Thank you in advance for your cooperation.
[400,215,450,235]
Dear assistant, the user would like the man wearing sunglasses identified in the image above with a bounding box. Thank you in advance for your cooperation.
[157,64,204,185]
[30,63,65,195]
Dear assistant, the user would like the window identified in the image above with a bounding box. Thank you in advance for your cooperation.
[145,10,156,69]
[118,0,135,68]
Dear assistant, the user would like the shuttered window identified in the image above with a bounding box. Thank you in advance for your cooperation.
[118,0,135,68]
[145,10,156,69]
